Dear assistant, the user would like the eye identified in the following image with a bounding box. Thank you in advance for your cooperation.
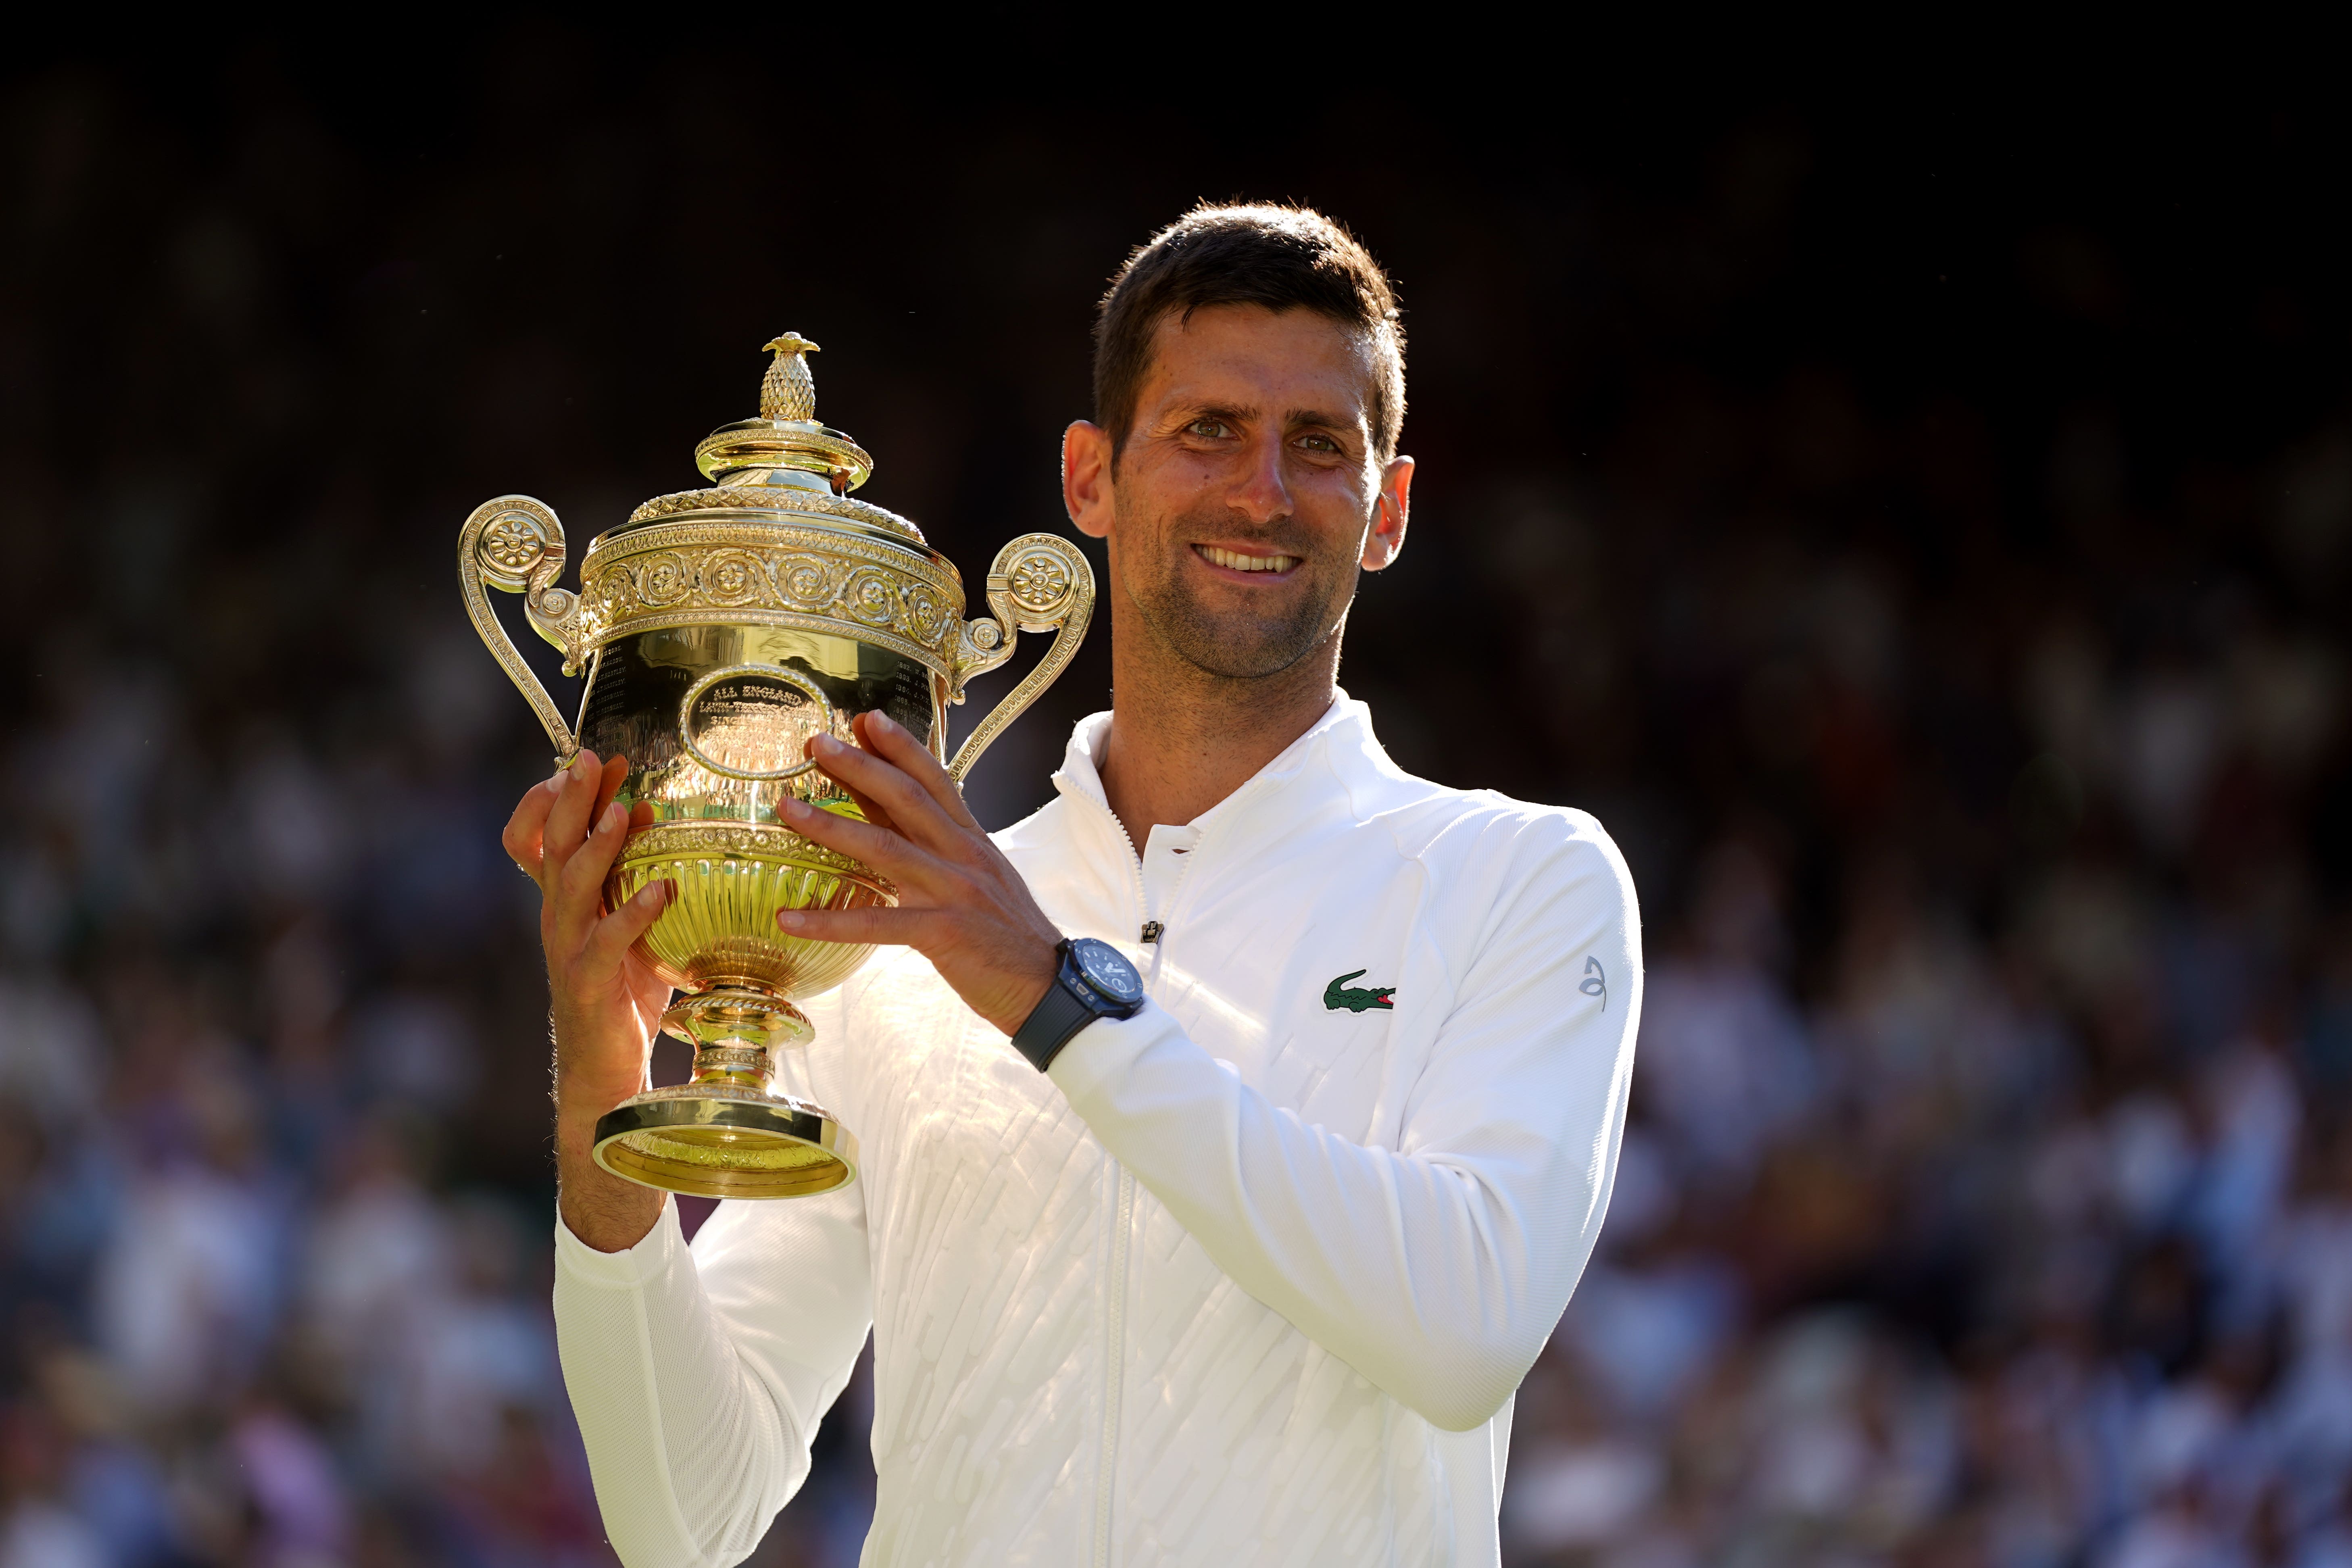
[1297,433,1341,453]
[1186,417,1233,440]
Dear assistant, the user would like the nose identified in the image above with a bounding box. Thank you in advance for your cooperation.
[1226,431,1293,524]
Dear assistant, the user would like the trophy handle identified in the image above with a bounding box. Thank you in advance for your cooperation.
[946,534,1095,782]
[459,495,585,763]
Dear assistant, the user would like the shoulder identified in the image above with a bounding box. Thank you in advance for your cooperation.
[1334,742,1635,918]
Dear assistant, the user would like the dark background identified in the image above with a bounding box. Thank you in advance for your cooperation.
[3,35,2350,1566]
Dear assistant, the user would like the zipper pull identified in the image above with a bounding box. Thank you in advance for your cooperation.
[1140,920,1164,944]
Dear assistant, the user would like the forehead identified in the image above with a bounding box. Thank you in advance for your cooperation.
[1139,304,1376,427]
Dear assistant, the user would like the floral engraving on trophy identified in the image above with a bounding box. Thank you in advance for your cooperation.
[843,568,897,626]
[583,532,962,663]
[699,549,766,606]
[637,553,696,606]
[479,511,548,574]
[903,585,945,642]
[779,557,832,607]
[1009,550,1073,614]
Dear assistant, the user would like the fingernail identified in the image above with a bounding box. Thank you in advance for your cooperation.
[544,768,567,792]
[869,712,898,735]
[780,798,812,820]
[778,910,805,930]
[604,802,626,830]
[812,734,840,755]
[572,753,595,780]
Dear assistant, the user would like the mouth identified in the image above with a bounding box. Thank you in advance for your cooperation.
[1193,543,1302,578]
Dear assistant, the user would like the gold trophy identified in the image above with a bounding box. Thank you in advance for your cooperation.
[459,333,1092,1200]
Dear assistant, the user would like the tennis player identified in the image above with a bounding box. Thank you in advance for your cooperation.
[508,204,1642,1566]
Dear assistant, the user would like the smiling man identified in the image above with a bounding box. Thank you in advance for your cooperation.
[516,205,1643,1567]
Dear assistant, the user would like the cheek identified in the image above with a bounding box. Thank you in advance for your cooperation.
[1293,470,1375,542]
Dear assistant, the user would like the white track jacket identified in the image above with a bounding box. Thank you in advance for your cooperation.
[552,697,1643,1567]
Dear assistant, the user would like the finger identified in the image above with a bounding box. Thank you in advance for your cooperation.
[503,765,567,882]
[809,733,967,856]
[857,711,985,835]
[778,794,941,883]
[776,904,945,947]
[803,734,900,836]
[555,799,630,948]
[584,878,671,974]
[593,753,629,821]
[541,750,604,884]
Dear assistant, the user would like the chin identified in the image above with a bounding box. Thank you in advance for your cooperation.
[1131,570,1341,680]
[1168,621,1329,680]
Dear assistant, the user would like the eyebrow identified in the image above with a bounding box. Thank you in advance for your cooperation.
[1283,407,1362,433]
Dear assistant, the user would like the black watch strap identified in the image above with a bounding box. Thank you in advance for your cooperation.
[1010,967,1101,1072]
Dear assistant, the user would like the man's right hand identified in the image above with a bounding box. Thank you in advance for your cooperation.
[504,749,674,1253]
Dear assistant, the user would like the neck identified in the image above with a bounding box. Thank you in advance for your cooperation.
[1095,596,1343,851]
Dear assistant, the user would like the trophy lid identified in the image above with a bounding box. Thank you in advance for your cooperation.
[621,334,924,544]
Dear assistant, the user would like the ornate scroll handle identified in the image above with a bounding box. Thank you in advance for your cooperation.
[459,495,585,764]
[945,534,1095,783]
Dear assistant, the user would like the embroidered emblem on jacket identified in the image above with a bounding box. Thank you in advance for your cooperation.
[1323,970,1397,1013]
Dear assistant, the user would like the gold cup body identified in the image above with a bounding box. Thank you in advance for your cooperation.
[459,337,1092,1199]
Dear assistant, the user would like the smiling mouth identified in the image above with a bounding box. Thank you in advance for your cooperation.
[1195,544,1301,575]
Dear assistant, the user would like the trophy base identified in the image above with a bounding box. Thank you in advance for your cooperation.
[589,987,858,1200]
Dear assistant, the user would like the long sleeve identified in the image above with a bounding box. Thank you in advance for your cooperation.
[1046,824,1641,1433]
[553,1178,872,1567]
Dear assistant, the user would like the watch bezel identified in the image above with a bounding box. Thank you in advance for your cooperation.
[1067,937,1143,1007]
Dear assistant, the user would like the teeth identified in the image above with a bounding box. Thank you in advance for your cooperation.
[1199,545,1299,574]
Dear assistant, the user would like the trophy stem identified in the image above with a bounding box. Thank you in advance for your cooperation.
[665,985,813,1092]
[590,985,857,1201]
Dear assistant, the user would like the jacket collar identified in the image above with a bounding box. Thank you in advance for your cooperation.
[1049,689,1387,837]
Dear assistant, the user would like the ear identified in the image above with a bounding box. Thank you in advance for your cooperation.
[1064,421,1116,540]
[1362,455,1413,571]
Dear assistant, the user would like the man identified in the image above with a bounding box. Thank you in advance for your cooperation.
[509,204,1641,1566]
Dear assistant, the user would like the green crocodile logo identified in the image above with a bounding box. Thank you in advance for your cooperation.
[1324,970,1396,1013]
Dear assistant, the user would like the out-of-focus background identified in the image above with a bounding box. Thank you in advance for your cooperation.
[3,36,2350,1568]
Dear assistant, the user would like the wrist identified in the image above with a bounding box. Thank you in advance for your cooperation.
[1009,937,1146,1071]
[993,939,1061,1036]
[556,1132,665,1253]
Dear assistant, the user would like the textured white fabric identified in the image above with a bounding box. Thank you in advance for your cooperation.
[553,696,1643,1566]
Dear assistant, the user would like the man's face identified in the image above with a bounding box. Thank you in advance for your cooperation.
[1074,304,1410,681]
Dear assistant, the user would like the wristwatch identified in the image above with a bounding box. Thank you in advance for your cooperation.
[1011,937,1145,1071]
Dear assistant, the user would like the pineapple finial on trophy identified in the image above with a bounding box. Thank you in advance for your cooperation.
[684,332,875,500]
[761,333,820,422]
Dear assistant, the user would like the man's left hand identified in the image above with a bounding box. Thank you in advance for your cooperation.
[777,712,1062,1037]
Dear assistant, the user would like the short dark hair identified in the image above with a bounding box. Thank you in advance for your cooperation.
[1092,204,1406,463]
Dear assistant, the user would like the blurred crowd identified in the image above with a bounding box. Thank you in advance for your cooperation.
[0,632,624,1565]
[4,48,2349,1568]
[1476,394,2352,1564]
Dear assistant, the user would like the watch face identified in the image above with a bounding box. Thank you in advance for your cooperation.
[1070,938,1143,1005]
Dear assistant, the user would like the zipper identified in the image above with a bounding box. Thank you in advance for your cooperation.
[1103,806,1147,929]
[1093,1165,1135,1567]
